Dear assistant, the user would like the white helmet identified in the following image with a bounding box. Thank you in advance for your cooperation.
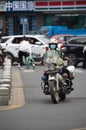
[50,38,57,43]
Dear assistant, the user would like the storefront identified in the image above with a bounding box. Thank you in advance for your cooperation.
[35,0,86,29]
[6,12,37,35]
[0,0,86,35]
[6,0,37,35]
[44,14,86,29]
[0,1,7,35]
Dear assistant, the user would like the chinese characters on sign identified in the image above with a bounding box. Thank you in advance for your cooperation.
[0,1,6,11]
[6,1,35,11]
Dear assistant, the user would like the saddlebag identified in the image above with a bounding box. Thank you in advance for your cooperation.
[67,65,75,79]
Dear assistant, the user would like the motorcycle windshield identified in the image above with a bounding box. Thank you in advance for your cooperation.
[43,50,60,66]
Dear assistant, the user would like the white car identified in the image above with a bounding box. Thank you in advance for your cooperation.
[0,35,50,64]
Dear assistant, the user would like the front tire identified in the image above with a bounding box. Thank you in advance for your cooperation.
[49,80,59,104]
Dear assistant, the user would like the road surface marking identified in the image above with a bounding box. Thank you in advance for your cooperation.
[23,69,34,72]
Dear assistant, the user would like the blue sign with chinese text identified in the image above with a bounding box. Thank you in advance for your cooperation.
[6,1,35,12]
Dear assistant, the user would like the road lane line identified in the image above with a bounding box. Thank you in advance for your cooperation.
[23,69,34,72]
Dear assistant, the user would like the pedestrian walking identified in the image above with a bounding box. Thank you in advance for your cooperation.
[18,36,31,69]
[82,45,86,69]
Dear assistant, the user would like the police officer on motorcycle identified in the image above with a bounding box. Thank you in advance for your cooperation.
[42,40,74,91]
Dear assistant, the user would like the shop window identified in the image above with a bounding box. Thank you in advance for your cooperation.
[52,15,78,29]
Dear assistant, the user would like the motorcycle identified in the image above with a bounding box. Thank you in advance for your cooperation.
[41,44,75,104]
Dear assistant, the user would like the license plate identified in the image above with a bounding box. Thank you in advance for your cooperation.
[34,53,41,57]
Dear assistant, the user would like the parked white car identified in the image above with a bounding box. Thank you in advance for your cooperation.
[0,35,50,64]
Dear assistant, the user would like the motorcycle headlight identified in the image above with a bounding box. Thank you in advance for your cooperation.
[49,63,56,71]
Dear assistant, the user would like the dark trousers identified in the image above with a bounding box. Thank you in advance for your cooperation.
[82,51,86,69]
[18,51,28,66]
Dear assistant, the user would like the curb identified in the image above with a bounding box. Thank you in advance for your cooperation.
[0,61,25,110]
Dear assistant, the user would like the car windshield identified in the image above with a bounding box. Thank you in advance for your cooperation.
[0,38,9,43]
[65,36,74,41]
[37,36,50,44]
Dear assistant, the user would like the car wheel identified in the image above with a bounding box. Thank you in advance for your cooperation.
[67,53,78,67]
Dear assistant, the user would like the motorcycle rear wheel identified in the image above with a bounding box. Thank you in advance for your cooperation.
[49,80,59,104]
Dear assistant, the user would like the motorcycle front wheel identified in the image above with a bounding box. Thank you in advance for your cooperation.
[49,80,59,104]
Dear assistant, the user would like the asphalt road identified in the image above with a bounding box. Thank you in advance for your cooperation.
[0,65,86,130]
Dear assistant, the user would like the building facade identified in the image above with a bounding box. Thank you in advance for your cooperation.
[0,0,86,36]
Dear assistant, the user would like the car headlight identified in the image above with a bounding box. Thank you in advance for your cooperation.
[49,63,56,71]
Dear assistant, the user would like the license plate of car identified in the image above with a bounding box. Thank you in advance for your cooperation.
[33,53,41,57]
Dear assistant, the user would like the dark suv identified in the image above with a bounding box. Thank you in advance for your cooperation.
[60,36,86,66]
